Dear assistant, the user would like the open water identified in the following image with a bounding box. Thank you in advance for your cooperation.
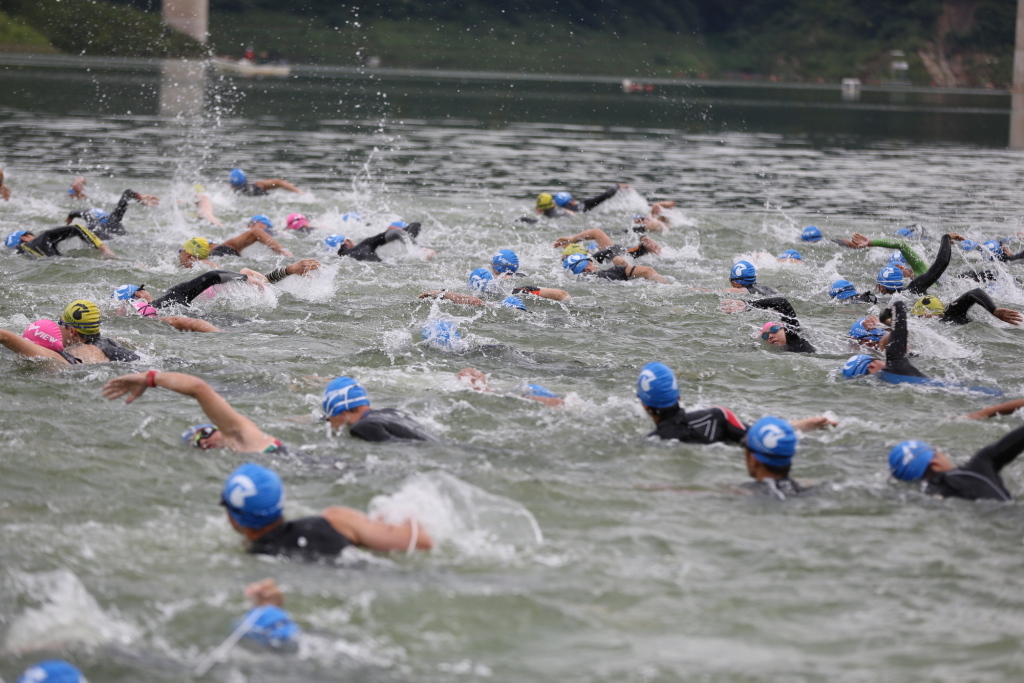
[1,58,1024,682]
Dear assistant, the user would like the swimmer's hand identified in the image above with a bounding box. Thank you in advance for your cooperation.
[286,258,320,276]
[789,415,838,432]
[720,299,748,313]
[102,373,149,404]
[419,290,443,299]
[945,232,966,242]
[456,367,489,391]
[617,182,631,189]
[849,233,871,249]
[239,268,268,289]
[69,176,87,199]
[994,307,1023,325]
[137,193,160,207]
[245,578,284,607]
[552,237,574,248]
[861,315,883,331]
[99,245,117,259]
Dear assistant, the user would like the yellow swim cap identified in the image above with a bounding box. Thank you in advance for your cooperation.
[536,193,555,210]
[61,299,101,336]
[193,184,206,193]
[562,243,588,257]
[181,237,211,259]
[911,295,944,317]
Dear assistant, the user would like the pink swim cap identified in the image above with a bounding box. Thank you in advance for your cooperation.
[286,213,309,230]
[132,299,159,318]
[22,319,63,352]
[761,321,784,335]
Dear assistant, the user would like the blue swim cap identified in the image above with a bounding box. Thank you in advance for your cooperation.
[637,361,679,409]
[469,267,495,293]
[341,211,361,221]
[250,214,273,230]
[86,208,109,226]
[518,383,558,398]
[747,417,797,467]
[983,240,1002,260]
[240,605,300,648]
[553,191,573,207]
[849,318,886,343]
[221,463,284,530]
[491,248,519,274]
[16,660,84,683]
[961,239,979,251]
[5,230,28,248]
[888,440,935,481]
[896,228,914,238]
[829,279,858,300]
[730,260,756,286]
[421,320,461,348]
[562,254,591,275]
[229,168,247,187]
[112,284,139,300]
[181,423,217,448]
[778,249,802,260]
[388,221,408,229]
[322,376,371,417]
[801,226,822,242]
[321,234,346,251]
[876,265,904,290]
[887,251,907,264]
[841,354,876,378]
[501,296,526,310]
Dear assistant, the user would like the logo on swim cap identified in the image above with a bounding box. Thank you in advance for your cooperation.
[61,300,101,336]
[491,249,519,274]
[5,230,28,248]
[221,463,284,530]
[501,296,526,310]
[561,243,588,257]
[229,168,247,187]
[249,214,273,232]
[321,234,346,251]
[636,361,679,409]
[86,208,109,226]
[16,660,85,683]
[961,240,979,252]
[181,237,211,260]
[747,417,797,467]
[801,226,822,242]
[841,354,876,378]
[888,440,935,481]
[469,268,495,293]
[22,320,63,353]
[730,261,756,286]
[777,249,802,261]
[322,377,371,417]
[563,254,591,275]
[421,320,462,348]
[876,265,903,291]
[829,280,857,300]
[112,284,139,301]
[982,240,1003,261]
[911,296,944,317]
[553,192,573,207]
[536,193,555,210]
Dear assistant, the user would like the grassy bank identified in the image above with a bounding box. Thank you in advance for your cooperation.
[0,10,56,53]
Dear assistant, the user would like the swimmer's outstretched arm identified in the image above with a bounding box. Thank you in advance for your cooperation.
[159,316,220,333]
[965,398,1024,420]
[0,329,68,363]
[553,228,614,249]
[68,176,87,200]
[420,291,485,306]
[194,194,223,227]
[789,416,838,432]
[513,287,571,302]
[247,227,294,257]
[321,506,432,552]
[611,255,667,283]
[260,259,321,284]
[102,371,274,451]
[253,179,304,194]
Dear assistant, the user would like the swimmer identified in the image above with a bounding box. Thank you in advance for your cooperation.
[966,397,1024,420]
[742,418,807,499]
[535,183,630,217]
[14,660,86,683]
[5,223,116,259]
[637,362,835,445]
[456,367,564,407]
[419,291,539,311]
[848,315,890,350]
[102,370,287,453]
[903,291,1023,326]
[0,319,92,365]
[977,239,1024,263]
[178,219,294,268]
[333,221,436,261]
[777,249,803,263]
[233,578,299,652]
[724,261,779,296]
[720,297,816,353]
[219,462,431,560]
[887,424,1024,501]
[801,226,822,243]
[828,279,877,304]
[464,266,571,302]
[68,175,87,200]
[553,228,662,263]
[229,168,304,195]
[193,190,224,227]
[2,301,138,364]
[562,253,668,283]
[285,213,316,233]
[322,376,439,442]
[0,168,10,201]
[848,231,965,295]
[65,188,159,239]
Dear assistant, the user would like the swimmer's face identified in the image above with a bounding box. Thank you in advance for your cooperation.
[20,233,32,243]
[179,250,197,268]
[765,328,787,347]
[895,264,913,277]
[343,238,355,250]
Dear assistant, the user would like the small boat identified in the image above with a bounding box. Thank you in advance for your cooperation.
[212,58,290,78]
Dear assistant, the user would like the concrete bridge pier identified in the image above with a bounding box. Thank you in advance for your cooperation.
[1011,0,1024,149]
[163,0,208,45]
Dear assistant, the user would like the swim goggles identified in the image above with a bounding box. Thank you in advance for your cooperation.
[761,325,782,341]
[189,425,219,448]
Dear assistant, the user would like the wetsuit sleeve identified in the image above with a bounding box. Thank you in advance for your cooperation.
[907,234,952,295]
[747,297,814,353]
[73,225,104,250]
[579,185,618,212]
[868,237,927,276]
[264,266,289,284]
[711,407,748,443]
[1006,248,1024,262]
[103,189,140,235]
[349,419,394,442]
[963,423,1024,478]
[151,270,247,309]
[339,231,388,261]
[941,288,997,325]
[66,210,84,221]
[883,301,926,377]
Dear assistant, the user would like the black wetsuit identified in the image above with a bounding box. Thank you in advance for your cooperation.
[747,297,816,353]
[233,183,269,197]
[209,244,241,258]
[248,516,353,561]
[940,288,1001,325]
[741,284,780,296]
[15,225,104,257]
[349,408,438,442]
[592,265,631,281]
[923,423,1024,501]
[592,242,650,264]
[902,233,953,295]
[150,270,249,309]
[878,301,926,379]
[648,404,747,444]
[66,189,140,240]
[338,223,421,262]
[566,185,619,213]
[88,337,139,362]
[743,478,805,499]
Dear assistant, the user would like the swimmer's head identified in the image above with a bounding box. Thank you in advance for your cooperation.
[469,268,495,293]
[513,382,559,399]
[249,214,273,233]
[848,318,885,345]
[421,320,462,348]
[760,321,786,347]
[60,300,101,338]
[86,208,109,226]
[911,295,945,317]
[5,230,30,248]
[746,417,797,468]
[491,248,519,274]
[961,239,979,251]
[221,463,284,530]
[801,226,822,242]
[730,261,756,286]
[829,279,858,300]
[888,440,935,481]
[888,251,908,264]
[15,660,85,683]
[285,213,310,231]
[982,240,1003,260]
[561,243,588,257]
[132,299,159,318]
[321,234,347,251]
[229,168,247,187]
[240,605,300,649]
[112,284,140,301]
[181,237,211,260]
[636,361,679,409]
[500,296,526,310]
[341,211,361,222]
[388,220,408,230]
[896,227,914,237]
[536,193,555,211]
[182,423,220,449]
[876,265,904,292]
[22,319,63,353]
[562,254,592,275]
[777,249,802,261]
[322,376,371,418]
[553,191,573,207]
[841,354,880,378]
